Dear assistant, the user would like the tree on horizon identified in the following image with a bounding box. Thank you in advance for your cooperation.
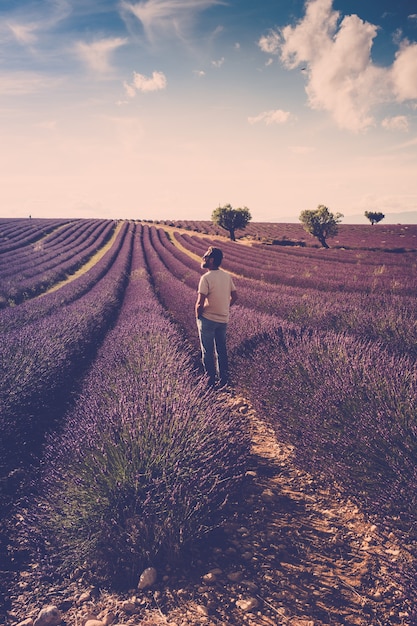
[299,205,343,248]
[211,204,252,241]
[365,211,385,225]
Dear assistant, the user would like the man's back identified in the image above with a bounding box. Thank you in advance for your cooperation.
[198,268,235,323]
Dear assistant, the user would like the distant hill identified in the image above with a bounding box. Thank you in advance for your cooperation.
[343,211,417,225]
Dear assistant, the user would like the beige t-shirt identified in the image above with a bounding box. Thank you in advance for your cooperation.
[198,269,236,323]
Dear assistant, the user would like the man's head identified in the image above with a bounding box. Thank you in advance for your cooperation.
[202,246,223,269]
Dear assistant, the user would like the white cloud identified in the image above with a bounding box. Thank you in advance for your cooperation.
[391,42,417,100]
[258,30,281,55]
[124,70,167,95]
[258,0,417,133]
[121,0,225,43]
[211,57,224,68]
[123,81,137,98]
[75,37,128,74]
[248,109,294,125]
[381,115,409,131]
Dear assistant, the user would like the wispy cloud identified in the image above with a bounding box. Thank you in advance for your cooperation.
[2,0,71,47]
[124,70,167,95]
[120,0,226,43]
[248,109,294,125]
[381,115,409,132]
[0,71,61,95]
[258,0,417,132]
[75,37,128,74]
[7,22,39,45]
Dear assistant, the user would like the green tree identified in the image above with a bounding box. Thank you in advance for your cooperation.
[299,205,343,248]
[211,204,252,241]
[365,211,385,225]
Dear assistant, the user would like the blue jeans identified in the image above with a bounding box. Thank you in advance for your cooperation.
[197,317,229,387]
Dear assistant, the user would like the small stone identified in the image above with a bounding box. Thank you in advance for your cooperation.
[195,605,209,616]
[33,606,62,626]
[236,597,259,612]
[261,489,275,501]
[16,620,34,626]
[85,621,105,626]
[77,590,93,605]
[202,572,217,584]
[81,612,97,624]
[242,580,259,592]
[208,568,222,576]
[227,571,244,582]
[120,600,137,614]
[138,567,157,590]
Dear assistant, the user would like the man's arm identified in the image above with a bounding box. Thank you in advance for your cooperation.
[195,292,206,318]
[230,290,238,306]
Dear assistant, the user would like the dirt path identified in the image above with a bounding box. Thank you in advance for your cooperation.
[7,395,410,626]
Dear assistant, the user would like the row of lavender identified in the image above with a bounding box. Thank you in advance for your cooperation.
[1,219,103,276]
[157,219,417,250]
[0,222,129,335]
[0,218,71,253]
[0,221,134,503]
[22,225,250,588]
[176,231,417,295]
[142,225,417,550]
[0,219,116,306]
[156,227,417,360]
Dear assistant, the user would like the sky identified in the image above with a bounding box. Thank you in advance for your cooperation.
[0,0,417,223]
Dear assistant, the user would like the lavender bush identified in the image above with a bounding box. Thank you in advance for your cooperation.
[0,224,134,495]
[32,230,250,587]
[233,326,417,528]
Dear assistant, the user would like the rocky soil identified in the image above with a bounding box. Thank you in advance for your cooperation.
[4,394,413,626]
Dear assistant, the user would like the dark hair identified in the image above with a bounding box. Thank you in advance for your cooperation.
[207,247,223,267]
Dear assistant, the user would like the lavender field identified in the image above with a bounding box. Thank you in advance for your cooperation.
[1,217,416,625]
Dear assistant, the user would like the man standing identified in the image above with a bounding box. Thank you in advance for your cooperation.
[195,246,237,388]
